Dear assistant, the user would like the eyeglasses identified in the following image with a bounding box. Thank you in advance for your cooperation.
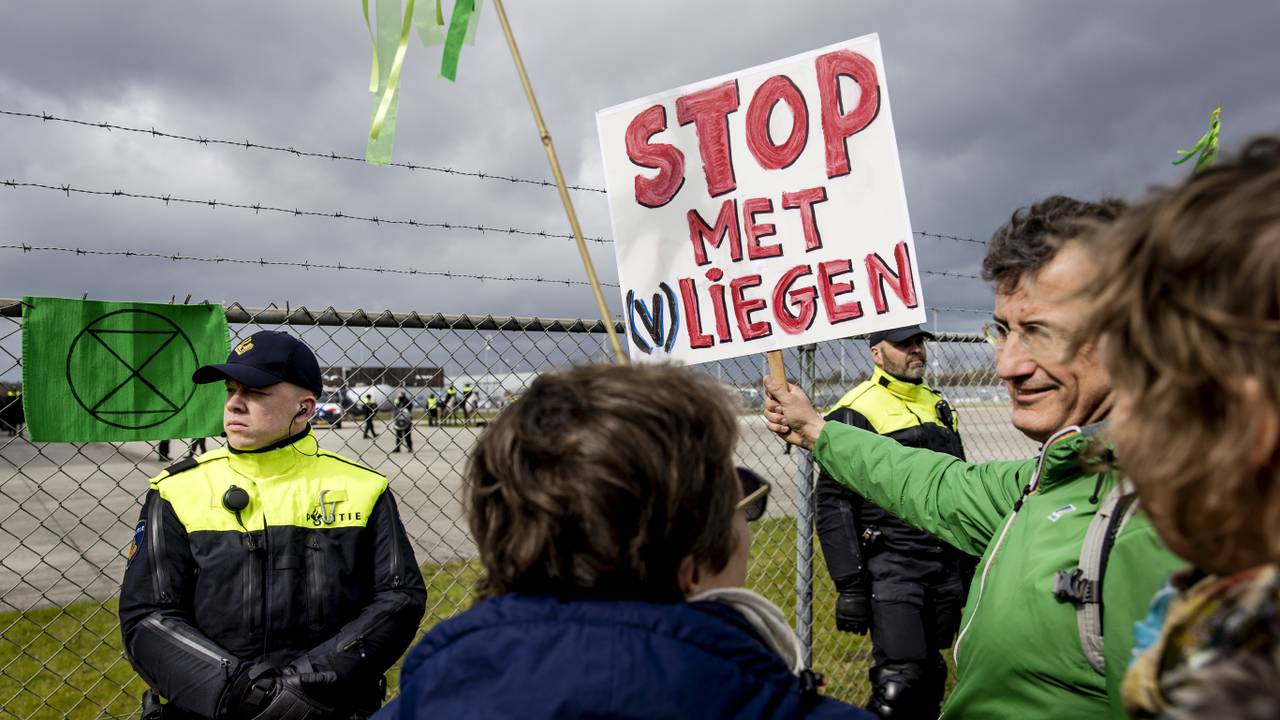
[736,467,770,522]
[982,320,1070,362]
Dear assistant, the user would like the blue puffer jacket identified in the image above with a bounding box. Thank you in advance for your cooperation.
[376,594,870,719]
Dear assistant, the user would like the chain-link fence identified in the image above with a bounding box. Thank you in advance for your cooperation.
[0,298,1036,718]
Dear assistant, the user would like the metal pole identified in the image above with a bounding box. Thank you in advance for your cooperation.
[794,343,817,666]
[840,341,846,385]
[490,0,627,365]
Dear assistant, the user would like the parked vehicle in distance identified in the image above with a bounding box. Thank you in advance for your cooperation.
[312,401,345,428]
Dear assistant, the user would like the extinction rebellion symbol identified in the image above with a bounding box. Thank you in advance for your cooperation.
[65,310,201,430]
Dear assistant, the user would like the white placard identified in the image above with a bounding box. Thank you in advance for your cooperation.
[596,33,925,365]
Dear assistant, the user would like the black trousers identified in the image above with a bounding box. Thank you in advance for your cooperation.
[864,549,968,716]
[393,428,412,452]
[865,550,967,663]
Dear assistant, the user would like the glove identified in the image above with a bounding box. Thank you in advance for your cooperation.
[222,663,339,720]
[246,672,339,720]
[835,591,871,635]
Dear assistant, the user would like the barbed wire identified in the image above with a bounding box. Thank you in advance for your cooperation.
[0,243,616,288]
[1,239,973,293]
[932,305,992,315]
[0,108,606,194]
[1,181,991,275]
[1,109,989,249]
[0,179,611,244]
[915,230,986,246]
[923,269,983,281]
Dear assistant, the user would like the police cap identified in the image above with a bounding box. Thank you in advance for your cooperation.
[866,324,934,347]
[193,331,323,397]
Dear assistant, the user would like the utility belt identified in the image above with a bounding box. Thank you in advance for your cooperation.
[859,524,951,557]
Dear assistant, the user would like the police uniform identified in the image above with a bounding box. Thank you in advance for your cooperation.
[391,405,413,453]
[815,333,974,719]
[426,395,438,427]
[119,332,426,719]
[361,395,378,439]
[2,388,21,436]
[444,387,458,423]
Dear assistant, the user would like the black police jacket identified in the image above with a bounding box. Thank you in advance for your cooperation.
[118,428,426,718]
[815,367,970,591]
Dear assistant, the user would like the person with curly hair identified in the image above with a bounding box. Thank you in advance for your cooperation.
[1074,137,1280,719]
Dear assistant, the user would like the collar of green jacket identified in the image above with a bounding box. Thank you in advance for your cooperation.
[1033,423,1110,494]
[221,426,319,481]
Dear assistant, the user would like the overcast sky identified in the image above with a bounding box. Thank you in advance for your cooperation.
[2,1,1277,335]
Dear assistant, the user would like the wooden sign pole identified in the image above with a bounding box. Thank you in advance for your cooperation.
[766,350,787,386]
[491,0,628,365]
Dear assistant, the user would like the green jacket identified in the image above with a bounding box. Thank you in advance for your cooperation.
[813,423,1182,719]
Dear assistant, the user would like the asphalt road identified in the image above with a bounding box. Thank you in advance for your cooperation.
[0,404,1038,610]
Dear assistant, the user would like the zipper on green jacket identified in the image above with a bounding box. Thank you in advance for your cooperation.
[952,425,1081,669]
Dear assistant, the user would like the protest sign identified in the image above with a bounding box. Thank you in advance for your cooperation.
[597,33,925,365]
[22,297,228,442]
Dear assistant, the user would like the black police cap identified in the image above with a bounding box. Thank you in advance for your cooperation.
[193,331,323,397]
[866,324,934,347]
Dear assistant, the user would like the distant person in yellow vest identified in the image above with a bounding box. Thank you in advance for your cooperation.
[814,325,974,718]
[445,386,458,424]
[2,387,22,437]
[426,394,439,427]
[119,331,425,719]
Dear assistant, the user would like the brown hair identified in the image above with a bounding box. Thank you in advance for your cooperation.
[467,363,741,602]
[984,195,1127,293]
[1078,137,1280,572]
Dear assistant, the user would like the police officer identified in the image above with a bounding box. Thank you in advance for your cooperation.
[815,325,973,718]
[426,394,439,427]
[390,402,413,454]
[361,393,378,439]
[119,331,426,719]
[1,386,21,436]
[444,385,458,425]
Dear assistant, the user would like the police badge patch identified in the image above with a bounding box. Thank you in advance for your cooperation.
[127,520,146,566]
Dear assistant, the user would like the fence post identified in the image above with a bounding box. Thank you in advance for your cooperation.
[794,343,817,667]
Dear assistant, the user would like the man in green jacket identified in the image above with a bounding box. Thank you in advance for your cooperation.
[765,196,1183,719]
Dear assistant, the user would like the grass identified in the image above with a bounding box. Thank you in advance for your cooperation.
[0,520,948,718]
[0,563,479,720]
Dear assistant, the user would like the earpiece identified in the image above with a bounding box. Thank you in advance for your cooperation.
[296,405,308,418]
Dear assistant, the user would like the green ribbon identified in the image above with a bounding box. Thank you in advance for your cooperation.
[440,0,475,82]
[366,0,411,164]
[369,0,416,143]
[361,0,380,92]
[1173,106,1221,173]
[363,0,483,163]
[415,0,447,46]
[464,0,483,46]
[414,1,482,60]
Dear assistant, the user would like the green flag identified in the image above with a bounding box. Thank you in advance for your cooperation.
[21,297,228,442]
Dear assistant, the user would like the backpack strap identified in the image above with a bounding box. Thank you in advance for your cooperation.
[1051,479,1140,674]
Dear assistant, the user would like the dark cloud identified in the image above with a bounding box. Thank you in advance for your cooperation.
[1,0,1276,333]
